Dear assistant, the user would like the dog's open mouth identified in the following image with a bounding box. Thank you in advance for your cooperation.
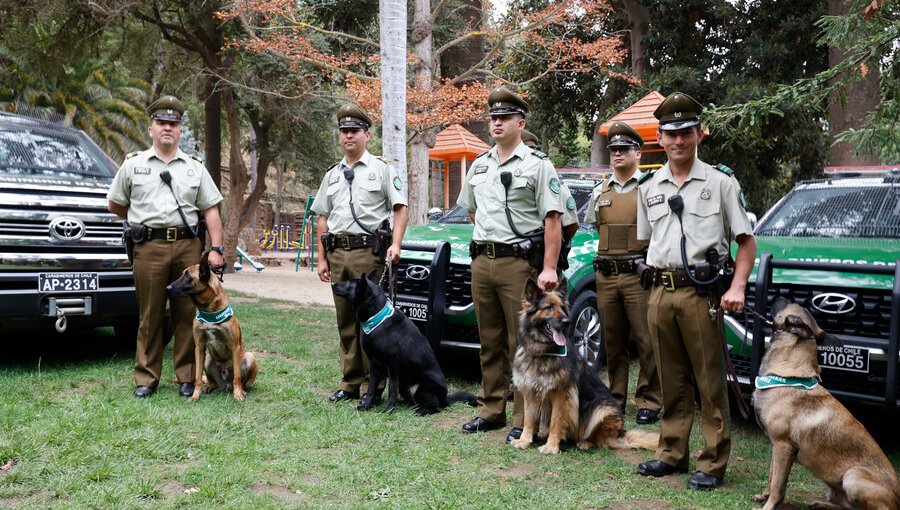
[546,324,566,347]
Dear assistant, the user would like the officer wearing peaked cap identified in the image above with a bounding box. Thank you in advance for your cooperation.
[108,94,225,399]
[521,129,540,149]
[457,86,565,444]
[635,92,756,490]
[586,120,661,427]
[312,103,408,406]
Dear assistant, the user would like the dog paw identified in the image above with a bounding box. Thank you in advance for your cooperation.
[750,493,768,503]
[576,441,595,450]
[379,405,395,413]
[510,438,531,450]
[188,395,200,402]
[232,389,246,401]
[537,444,560,455]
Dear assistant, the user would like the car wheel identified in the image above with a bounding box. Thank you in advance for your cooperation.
[568,290,604,367]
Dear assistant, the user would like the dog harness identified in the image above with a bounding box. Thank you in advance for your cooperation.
[195,305,234,325]
[362,300,394,334]
[754,374,819,390]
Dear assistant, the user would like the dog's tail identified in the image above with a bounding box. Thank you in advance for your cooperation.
[608,429,659,450]
[447,391,477,407]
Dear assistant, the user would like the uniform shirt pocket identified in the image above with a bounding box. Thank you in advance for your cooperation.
[688,200,720,231]
[647,203,668,224]
[131,174,156,203]
[469,173,488,187]
[359,176,384,206]
[507,175,533,200]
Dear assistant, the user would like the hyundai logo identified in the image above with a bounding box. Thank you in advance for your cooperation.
[405,265,431,281]
[811,293,855,315]
[49,216,86,241]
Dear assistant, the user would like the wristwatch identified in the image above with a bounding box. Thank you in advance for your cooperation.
[210,245,225,254]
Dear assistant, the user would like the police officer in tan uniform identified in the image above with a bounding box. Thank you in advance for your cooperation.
[635,92,756,490]
[586,121,661,424]
[312,104,409,404]
[457,88,564,442]
[522,129,578,239]
[107,95,225,398]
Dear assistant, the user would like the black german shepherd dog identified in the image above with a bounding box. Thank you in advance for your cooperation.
[331,272,476,415]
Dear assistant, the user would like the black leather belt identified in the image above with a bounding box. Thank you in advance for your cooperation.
[333,234,374,251]
[594,257,639,276]
[147,226,196,242]
[652,269,693,291]
[473,242,526,259]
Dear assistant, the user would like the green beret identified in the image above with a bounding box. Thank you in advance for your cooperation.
[337,103,372,130]
[606,121,643,149]
[488,87,528,116]
[653,92,703,131]
[147,95,184,122]
[521,129,541,149]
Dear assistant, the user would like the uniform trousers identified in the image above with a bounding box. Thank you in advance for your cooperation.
[471,254,533,426]
[132,237,202,387]
[647,284,731,478]
[595,271,661,411]
[327,246,382,394]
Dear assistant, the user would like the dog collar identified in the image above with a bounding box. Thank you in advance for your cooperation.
[196,305,234,325]
[755,374,819,391]
[362,300,394,334]
[541,345,567,357]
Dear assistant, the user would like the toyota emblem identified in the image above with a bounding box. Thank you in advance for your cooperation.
[405,265,431,281]
[810,293,855,315]
[49,216,86,241]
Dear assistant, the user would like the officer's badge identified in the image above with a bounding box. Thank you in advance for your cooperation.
[566,197,576,210]
[514,169,522,177]
[393,176,402,190]
[549,177,561,194]
[598,199,611,207]
[473,164,488,175]
[329,175,340,185]
[700,188,711,200]
[134,167,150,175]
[368,172,376,180]
[647,194,665,207]
[188,169,195,177]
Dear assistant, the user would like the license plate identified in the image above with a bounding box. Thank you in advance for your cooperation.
[818,345,870,373]
[395,300,429,322]
[38,272,99,293]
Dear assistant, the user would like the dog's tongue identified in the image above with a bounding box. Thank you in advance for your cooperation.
[550,326,566,347]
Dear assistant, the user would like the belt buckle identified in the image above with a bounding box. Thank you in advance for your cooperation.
[339,236,351,250]
[610,261,620,276]
[485,243,496,259]
[661,271,676,292]
[165,227,177,242]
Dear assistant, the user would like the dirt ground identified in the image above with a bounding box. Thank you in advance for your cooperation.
[222,251,334,306]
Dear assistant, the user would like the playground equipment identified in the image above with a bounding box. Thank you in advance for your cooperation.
[259,224,299,251]
[234,246,265,272]
[295,195,317,272]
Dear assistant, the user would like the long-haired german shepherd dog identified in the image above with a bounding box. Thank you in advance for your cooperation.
[167,251,258,401]
[331,272,476,415]
[752,297,900,510]
[511,278,659,455]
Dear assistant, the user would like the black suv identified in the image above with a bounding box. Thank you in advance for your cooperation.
[0,112,138,340]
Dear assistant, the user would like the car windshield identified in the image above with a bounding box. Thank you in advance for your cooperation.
[0,126,116,180]
[756,181,900,238]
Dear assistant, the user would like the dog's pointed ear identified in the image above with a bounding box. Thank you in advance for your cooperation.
[556,280,568,301]
[199,250,211,283]
[523,277,540,304]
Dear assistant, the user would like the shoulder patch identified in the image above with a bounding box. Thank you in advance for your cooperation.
[715,163,734,176]
[531,149,548,159]
[566,196,577,211]
[191,154,204,164]
[549,177,561,194]
[125,151,140,159]
[638,170,655,184]
[392,176,402,190]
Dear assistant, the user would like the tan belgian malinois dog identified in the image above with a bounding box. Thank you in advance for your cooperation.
[167,252,258,401]
[752,297,899,510]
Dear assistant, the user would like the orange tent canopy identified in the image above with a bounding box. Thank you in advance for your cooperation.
[598,91,665,140]
[429,124,490,162]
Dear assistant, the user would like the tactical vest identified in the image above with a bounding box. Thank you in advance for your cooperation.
[594,180,648,256]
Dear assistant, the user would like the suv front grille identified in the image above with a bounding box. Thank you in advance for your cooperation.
[395,260,472,307]
[0,219,122,241]
[741,283,893,340]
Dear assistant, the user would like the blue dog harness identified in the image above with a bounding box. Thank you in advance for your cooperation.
[754,374,819,391]
[362,300,394,334]
[196,305,234,325]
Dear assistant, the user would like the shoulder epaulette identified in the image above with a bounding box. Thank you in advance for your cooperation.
[476,150,490,159]
[191,154,204,164]
[638,170,655,184]
[125,151,140,159]
[531,149,548,159]
[715,163,734,176]
[377,156,392,165]
[593,180,603,188]
[326,162,340,172]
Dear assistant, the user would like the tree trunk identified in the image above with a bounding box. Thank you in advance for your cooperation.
[221,91,247,272]
[204,78,222,188]
[407,0,434,225]
[379,0,408,215]
[623,0,649,79]
[827,0,880,166]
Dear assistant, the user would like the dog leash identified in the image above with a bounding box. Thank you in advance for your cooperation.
[378,260,396,304]
[714,305,752,420]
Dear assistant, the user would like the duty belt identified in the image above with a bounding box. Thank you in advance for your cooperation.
[147,225,196,242]
[332,234,374,251]
[473,242,526,260]
[652,268,693,291]
[594,257,639,276]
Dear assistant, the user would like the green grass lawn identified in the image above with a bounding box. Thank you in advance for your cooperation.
[1,293,897,509]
